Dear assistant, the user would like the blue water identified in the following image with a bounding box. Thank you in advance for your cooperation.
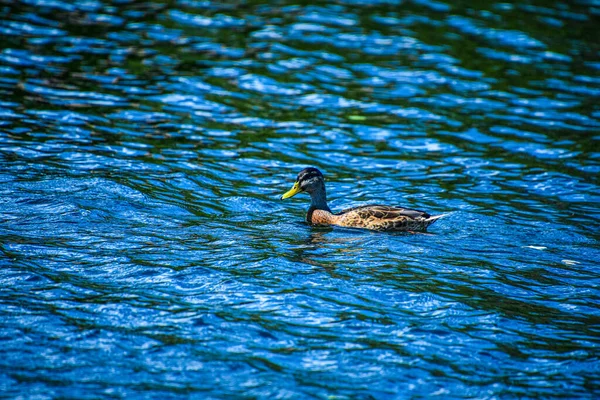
[1,0,599,398]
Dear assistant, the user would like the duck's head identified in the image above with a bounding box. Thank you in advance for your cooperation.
[281,167,325,200]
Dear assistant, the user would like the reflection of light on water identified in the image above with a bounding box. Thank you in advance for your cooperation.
[561,259,580,265]
[523,245,547,250]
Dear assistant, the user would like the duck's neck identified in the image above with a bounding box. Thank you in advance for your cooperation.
[308,185,331,213]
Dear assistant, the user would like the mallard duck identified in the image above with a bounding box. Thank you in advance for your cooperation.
[280,167,446,231]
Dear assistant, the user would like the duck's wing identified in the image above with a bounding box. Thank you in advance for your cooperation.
[338,204,430,219]
[337,205,438,231]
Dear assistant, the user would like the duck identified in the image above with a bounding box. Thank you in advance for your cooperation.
[280,167,446,232]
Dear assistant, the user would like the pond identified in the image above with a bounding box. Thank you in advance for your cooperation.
[0,0,599,398]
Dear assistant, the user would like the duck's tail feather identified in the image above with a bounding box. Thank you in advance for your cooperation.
[425,213,451,226]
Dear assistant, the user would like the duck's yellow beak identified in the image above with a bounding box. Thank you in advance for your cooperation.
[281,182,301,200]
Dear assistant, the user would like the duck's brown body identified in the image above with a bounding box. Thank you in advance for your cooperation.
[307,205,443,231]
[281,167,445,232]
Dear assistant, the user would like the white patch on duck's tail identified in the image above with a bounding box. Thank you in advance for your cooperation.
[425,213,451,225]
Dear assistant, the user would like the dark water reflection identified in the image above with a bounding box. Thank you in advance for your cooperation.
[1,0,599,398]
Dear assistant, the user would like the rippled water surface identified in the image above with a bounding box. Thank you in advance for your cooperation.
[1,0,599,398]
